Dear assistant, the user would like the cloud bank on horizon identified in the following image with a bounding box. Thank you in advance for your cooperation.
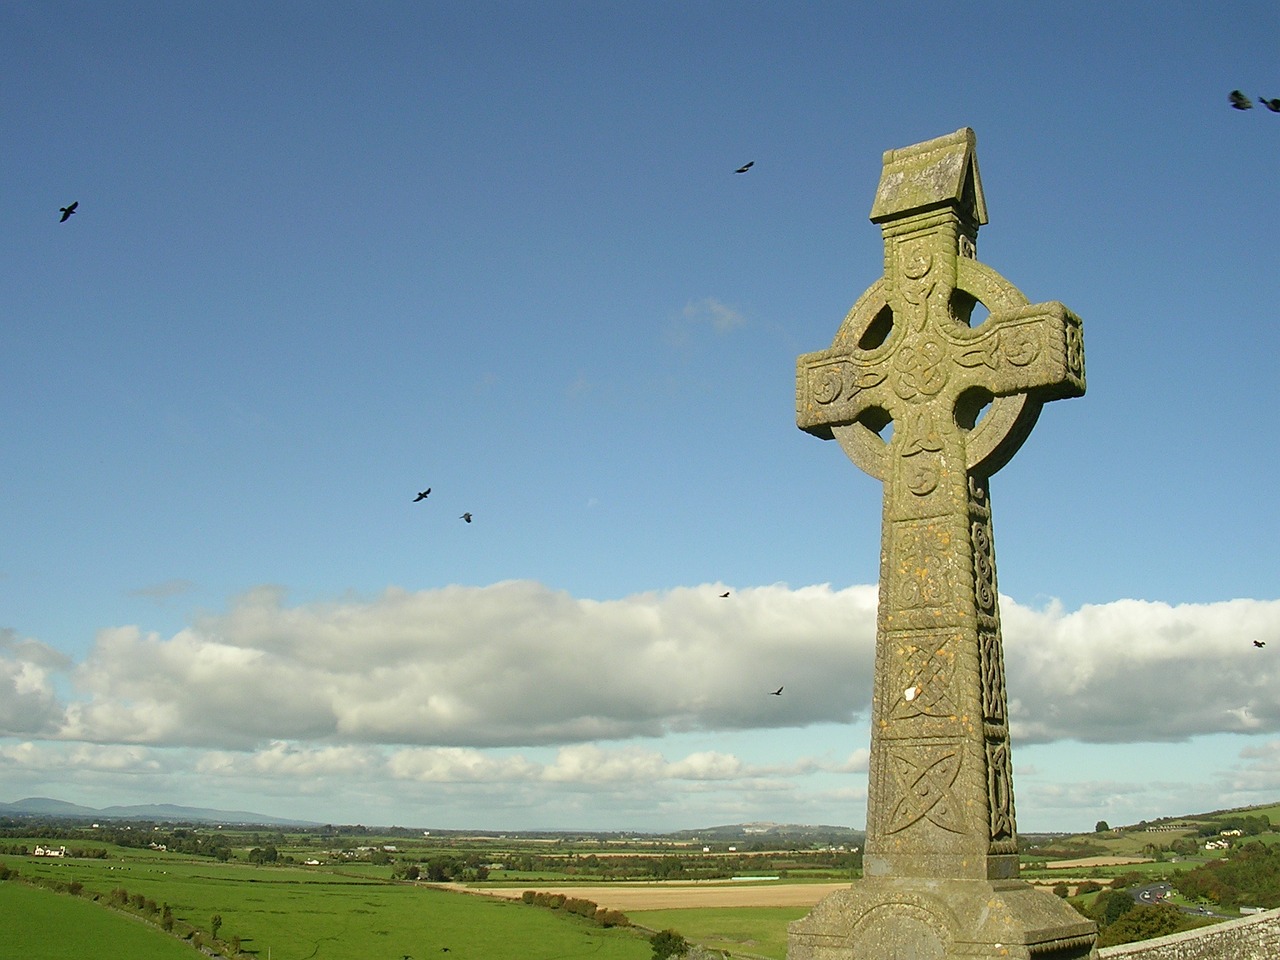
[4,582,1277,756]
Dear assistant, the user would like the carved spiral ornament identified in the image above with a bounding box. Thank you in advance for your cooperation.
[811,366,843,404]
[972,520,996,613]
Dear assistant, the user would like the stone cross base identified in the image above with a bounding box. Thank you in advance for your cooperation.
[788,878,1098,959]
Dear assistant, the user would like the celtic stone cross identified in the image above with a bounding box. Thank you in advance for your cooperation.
[789,129,1095,959]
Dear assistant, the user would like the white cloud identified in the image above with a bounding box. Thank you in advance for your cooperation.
[197,742,380,779]
[1003,597,1280,744]
[682,297,745,333]
[7,585,1280,763]
[0,629,68,735]
[0,741,163,774]
[42,581,877,749]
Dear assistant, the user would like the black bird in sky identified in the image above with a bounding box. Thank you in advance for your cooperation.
[1229,90,1253,110]
[769,686,783,696]
[413,488,431,502]
[734,161,754,173]
[1260,96,1280,113]
[59,201,78,222]
[1255,640,1266,648]
[460,512,472,523]
[720,591,730,598]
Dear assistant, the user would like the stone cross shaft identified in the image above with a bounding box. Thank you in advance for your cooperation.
[796,129,1084,882]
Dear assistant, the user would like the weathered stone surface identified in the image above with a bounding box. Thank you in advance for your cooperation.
[1098,909,1280,959]
[789,128,1093,959]
[789,878,1097,959]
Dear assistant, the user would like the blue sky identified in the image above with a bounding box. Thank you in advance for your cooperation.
[2,1,1278,833]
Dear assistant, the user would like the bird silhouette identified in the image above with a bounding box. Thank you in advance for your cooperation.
[1255,640,1266,648]
[1229,90,1253,110]
[413,488,431,502]
[1260,96,1280,113]
[769,686,783,696]
[460,512,472,523]
[59,201,78,222]
[720,591,730,598]
[735,161,754,173]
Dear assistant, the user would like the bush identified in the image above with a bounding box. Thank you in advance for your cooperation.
[651,929,689,960]
[1097,904,1188,947]
[521,890,535,904]
[1090,890,1137,927]
[564,896,597,917]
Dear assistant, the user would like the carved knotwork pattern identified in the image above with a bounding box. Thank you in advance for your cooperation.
[893,336,950,401]
[892,635,958,721]
[893,520,949,611]
[979,630,1007,724]
[1066,314,1085,379]
[885,743,965,836]
[969,478,998,617]
[987,739,1015,843]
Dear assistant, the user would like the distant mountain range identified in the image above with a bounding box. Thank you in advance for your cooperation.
[673,821,862,841]
[0,796,315,827]
[1,798,857,838]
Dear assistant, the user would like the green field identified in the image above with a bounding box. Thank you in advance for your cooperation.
[6,799,1279,960]
[2,859,652,960]
[629,906,807,960]
[0,880,197,960]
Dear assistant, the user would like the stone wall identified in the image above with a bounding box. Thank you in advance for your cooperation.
[1099,909,1280,959]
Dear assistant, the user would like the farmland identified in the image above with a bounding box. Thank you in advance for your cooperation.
[0,880,196,960]
[3,802,1279,957]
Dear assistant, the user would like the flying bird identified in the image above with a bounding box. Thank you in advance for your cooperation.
[59,201,78,222]
[1229,90,1253,110]
[720,591,730,598]
[460,512,472,523]
[413,488,431,502]
[1260,96,1280,113]
[734,161,754,173]
[1255,640,1266,648]
[769,686,783,696]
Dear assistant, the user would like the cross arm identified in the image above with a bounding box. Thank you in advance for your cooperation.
[948,302,1085,402]
[796,347,895,439]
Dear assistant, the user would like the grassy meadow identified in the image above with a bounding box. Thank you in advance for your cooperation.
[629,906,810,960]
[3,854,652,960]
[0,879,196,960]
